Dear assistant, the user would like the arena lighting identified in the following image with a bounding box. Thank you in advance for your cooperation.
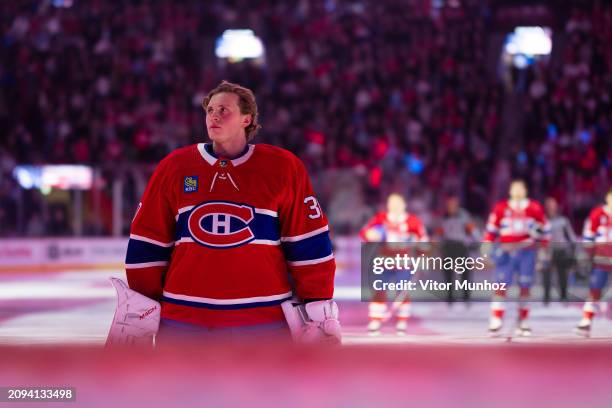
[215,29,265,62]
[504,26,552,57]
[404,153,424,174]
[51,0,74,8]
[513,54,529,69]
[13,165,93,191]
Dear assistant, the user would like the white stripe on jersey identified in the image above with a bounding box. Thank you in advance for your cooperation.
[175,205,195,221]
[125,261,169,269]
[254,208,278,217]
[162,290,292,305]
[230,144,255,166]
[197,143,255,167]
[250,239,280,245]
[174,238,280,246]
[197,143,217,165]
[175,237,195,246]
[593,256,612,265]
[287,253,334,266]
[281,225,329,242]
[129,234,175,248]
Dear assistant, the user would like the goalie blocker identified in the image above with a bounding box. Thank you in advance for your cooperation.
[281,298,342,345]
[106,278,160,346]
[107,278,341,345]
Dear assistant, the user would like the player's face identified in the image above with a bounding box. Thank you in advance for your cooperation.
[205,92,251,144]
[509,182,527,201]
[387,194,406,216]
[446,197,459,214]
[606,192,612,208]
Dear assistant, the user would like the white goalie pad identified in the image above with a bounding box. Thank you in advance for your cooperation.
[106,277,161,346]
[281,298,341,345]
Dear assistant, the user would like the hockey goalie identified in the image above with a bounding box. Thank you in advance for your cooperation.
[107,81,341,346]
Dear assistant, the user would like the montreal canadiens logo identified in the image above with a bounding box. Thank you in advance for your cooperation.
[188,201,255,248]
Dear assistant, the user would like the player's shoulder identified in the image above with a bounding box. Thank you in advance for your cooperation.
[492,200,508,212]
[589,205,605,218]
[407,213,423,224]
[365,212,386,226]
[373,211,387,222]
[527,199,544,211]
[253,143,304,169]
[157,144,199,170]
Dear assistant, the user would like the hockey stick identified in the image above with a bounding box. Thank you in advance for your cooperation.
[379,287,411,323]
[379,266,422,323]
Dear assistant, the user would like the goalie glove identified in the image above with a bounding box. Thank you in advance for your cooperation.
[106,277,160,347]
[364,226,385,242]
[281,298,342,345]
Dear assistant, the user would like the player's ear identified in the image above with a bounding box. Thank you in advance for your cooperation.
[241,114,252,128]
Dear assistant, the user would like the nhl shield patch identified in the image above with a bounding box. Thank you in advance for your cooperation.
[184,176,199,193]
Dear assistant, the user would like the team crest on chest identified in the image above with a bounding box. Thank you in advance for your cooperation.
[187,201,255,248]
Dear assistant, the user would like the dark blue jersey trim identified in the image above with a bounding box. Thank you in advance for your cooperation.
[126,238,173,264]
[161,295,292,310]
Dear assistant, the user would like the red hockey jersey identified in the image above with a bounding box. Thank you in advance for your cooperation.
[484,199,550,245]
[125,143,335,328]
[359,211,428,257]
[360,212,428,243]
[583,205,612,270]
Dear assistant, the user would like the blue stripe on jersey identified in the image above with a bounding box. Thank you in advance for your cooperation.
[282,231,333,263]
[126,238,173,264]
[175,210,280,242]
[161,295,291,310]
[251,212,281,241]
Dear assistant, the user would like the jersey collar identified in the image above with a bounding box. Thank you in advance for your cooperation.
[508,198,529,211]
[386,212,408,223]
[197,143,255,167]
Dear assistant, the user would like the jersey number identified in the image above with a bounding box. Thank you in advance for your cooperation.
[304,196,322,219]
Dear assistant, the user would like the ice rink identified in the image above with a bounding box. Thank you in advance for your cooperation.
[1,269,612,407]
[1,268,611,345]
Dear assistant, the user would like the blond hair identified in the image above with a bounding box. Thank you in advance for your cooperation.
[202,80,262,141]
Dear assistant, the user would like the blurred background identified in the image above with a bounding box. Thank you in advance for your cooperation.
[1,1,611,407]
[0,0,610,240]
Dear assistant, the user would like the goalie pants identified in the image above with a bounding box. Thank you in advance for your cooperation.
[155,318,291,347]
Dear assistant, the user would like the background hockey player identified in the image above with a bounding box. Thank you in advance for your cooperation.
[543,197,577,304]
[360,193,428,335]
[123,81,340,345]
[435,194,480,305]
[576,188,612,336]
[483,179,550,336]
